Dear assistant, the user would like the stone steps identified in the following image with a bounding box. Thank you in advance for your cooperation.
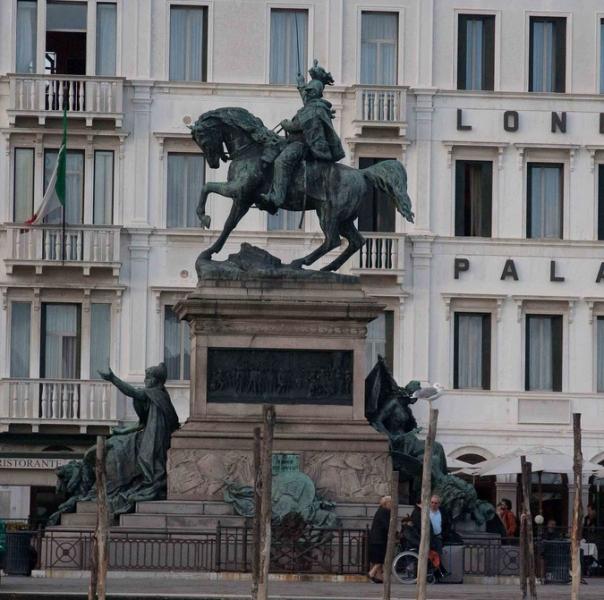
[60,499,414,532]
[118,513,247,530]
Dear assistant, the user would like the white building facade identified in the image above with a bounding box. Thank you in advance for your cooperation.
[1,0,604,526]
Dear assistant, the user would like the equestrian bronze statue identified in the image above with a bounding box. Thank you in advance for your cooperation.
[191,61,414,274]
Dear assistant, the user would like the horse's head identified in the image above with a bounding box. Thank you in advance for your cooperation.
[191,107,278,168]
[190,114,226,169]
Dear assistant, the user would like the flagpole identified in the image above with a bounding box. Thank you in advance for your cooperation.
[60,108,67,264]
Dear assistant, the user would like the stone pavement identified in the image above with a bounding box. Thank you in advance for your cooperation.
[0,575,603,599]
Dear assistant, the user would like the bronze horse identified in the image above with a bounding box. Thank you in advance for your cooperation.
[191,107,414,272]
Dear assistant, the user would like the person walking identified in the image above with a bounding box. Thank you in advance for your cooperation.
[368,495,392,583]
[499,498,517,537]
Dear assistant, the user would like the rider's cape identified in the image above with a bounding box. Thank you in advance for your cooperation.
[296,99,346,162]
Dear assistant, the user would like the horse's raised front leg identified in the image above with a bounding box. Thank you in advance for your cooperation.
[197,181,240,229]
[198,199,250,262]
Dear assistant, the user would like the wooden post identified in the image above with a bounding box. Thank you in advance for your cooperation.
[520,456,537,600]
[251,426,262,600]
[257,405,275,600]
[382,468,399,600]
[88,436,108,600]
[415,407,438,600]
[571,413,583,600]
[519,503,527,600]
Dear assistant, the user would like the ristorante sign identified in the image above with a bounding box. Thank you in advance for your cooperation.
[0,457,71,470]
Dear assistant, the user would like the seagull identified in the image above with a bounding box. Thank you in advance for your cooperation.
[411,383,444,403]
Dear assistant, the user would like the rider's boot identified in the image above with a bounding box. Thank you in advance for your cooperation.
[260,162,289,213]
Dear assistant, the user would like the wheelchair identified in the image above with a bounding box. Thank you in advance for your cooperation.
[392,545,436,585]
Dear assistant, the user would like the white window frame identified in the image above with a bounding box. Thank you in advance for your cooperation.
[445,296,499,391]
[516,299,572,394]
[597,14,604,94]
[9,134,120,225]
[265,2,314,85]
[356,5,405,86]
[4,288,119,381]
[14,0,121,76]
[158,137,205,229]
[165,0,213,83]
[447,146,500,239]
[453,8,501,92]
[524,10,572,94]
[520,150,571,241]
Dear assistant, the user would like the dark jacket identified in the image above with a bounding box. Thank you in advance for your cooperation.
[295,99,346,162]
[409,505,452,547]
[368,505,391,546]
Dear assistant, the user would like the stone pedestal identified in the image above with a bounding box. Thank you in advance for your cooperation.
[168,275,392,505]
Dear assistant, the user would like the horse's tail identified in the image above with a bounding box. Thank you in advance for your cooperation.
[361,160,414,223]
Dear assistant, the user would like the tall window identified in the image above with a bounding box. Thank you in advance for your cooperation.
[10,302,31,378]
[457,14,495,90]
[13,148,34,223]
[525,314,562,392]
[600,19,604,94]
[365,312,393,375]
[529,17,566,93]
[455,160,492,237]
[46,1,87,75]
[267,211,299,231]
[41,304,81,379]
[169,6,207,81]
[44,150,84,224]
[90,304,111,379]
[96,3,117,76]
[361,12,398,85]
[599,165,604,241]
[527,163,563,239]
[269,9,308,85]
[358,157,395,232]
[166,153,204,228]
[597,317,604,392]
[93,151,114,225]
[454,313,491,389]
[164,306,190,380]
[16,0,37,73]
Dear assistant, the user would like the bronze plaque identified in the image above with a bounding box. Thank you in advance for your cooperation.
[207,348,353,405]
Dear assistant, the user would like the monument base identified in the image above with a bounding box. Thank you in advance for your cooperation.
[170,261,391,506]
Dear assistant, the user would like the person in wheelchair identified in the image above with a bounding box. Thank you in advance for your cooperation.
[402,495,452,581]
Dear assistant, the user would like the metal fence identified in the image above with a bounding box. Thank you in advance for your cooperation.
[5,524,368,575]
[7,525,602,578]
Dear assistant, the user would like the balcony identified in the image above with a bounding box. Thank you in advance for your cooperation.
[4,224,121,276]
[352,85,407,136]
[351,232,405,278]
[7,74,124,127]
[0,379,118,433]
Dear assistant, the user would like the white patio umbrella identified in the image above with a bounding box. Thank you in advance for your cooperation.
[470,446,603,477]
[463,446,604,515]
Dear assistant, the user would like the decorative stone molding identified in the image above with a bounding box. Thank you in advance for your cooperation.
[512,295,580,323]
[442,141,508,170]
[191,320,367,338]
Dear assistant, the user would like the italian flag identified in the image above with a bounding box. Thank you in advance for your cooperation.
[26,109,67,225]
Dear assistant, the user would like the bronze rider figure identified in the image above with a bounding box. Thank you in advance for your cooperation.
[261,60,346,213]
